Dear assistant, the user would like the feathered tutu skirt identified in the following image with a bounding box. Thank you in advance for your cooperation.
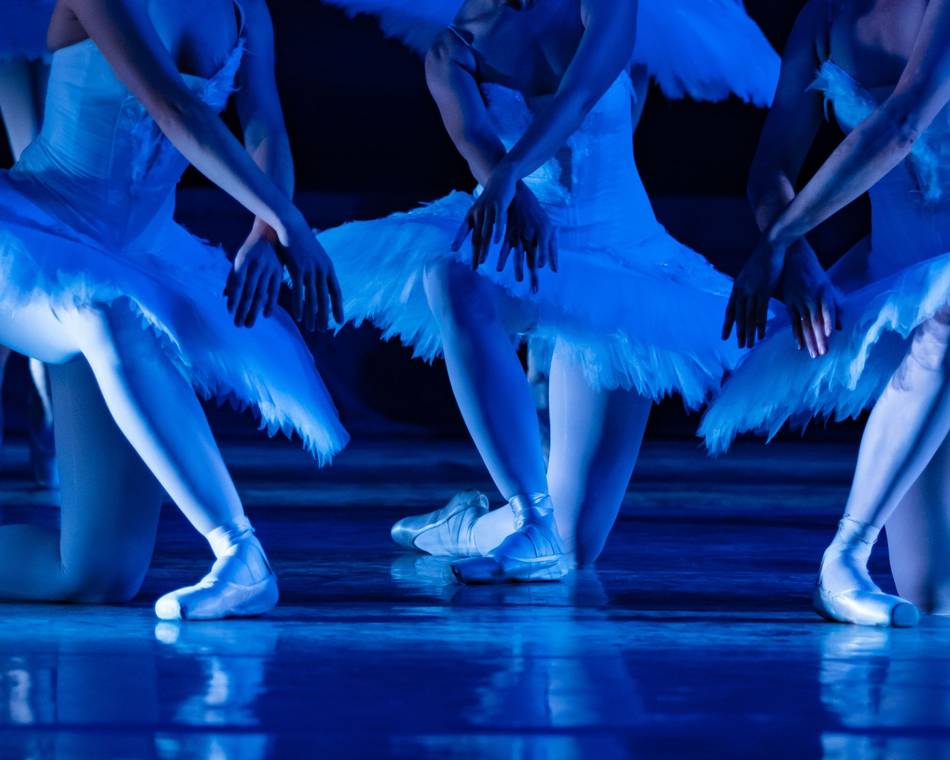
[320,191,741,410]
[0,172,349,463]
[700,250,950,454]
[0,1,55,61]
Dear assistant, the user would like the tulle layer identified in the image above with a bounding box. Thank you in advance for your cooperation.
[0,175,348,463]
[700,251,950,454]
[318,0,778,106]
[631,0,779,105]
[0,1,55,60]
[320,192,741,409]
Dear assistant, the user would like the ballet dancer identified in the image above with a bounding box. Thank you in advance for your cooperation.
[704,0,950,626]
[318,0,778,583]
[0,0,347,619]
[0,1,58,486]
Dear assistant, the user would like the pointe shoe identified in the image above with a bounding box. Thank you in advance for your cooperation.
[452,493,568,584]
[813,517,919,628]
[391,490,488,557]
[154,537,278,621]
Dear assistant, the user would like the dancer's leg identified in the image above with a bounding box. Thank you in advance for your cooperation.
[546,340,651,566]
[0,357,164,601]
[0,300,276,616]
[423,260,546,498]
[67,302,243,535]
[816,309,950,626]
[886,436,950,614]
[423,261,564,581]
[468,339,650,562]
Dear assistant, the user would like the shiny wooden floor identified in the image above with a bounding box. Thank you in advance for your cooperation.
[0,437,948,759]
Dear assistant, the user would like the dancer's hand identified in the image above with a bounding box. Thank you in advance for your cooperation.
[722,236,787,349]
[781,245,843,358]
[276,215,345,332]
[452,162,518,269]
[225,233,283,328]
[496,183,558,293]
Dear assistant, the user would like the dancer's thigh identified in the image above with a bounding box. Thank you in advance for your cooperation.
[423,259,536,335]
[0,301,81,364]
[887,434,950,613]
[51,357,165,600]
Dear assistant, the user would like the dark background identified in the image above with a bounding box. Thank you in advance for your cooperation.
[1,0,871,444]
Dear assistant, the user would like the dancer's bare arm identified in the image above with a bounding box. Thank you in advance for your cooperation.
[729,0,950,345]
[727,0,841,354]
[427,29,556,287]
[456,0,638,255]
[64,0,342,329]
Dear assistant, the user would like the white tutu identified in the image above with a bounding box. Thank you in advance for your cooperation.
[318,0,779,105]
[321,75,741,409]
[700,61,950,453]
[0,35,348,462]
[0,1,54,61]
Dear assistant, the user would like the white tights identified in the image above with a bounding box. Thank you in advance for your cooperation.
[0,298,246,600]
[423,260,650,566]
[839,308,950,613]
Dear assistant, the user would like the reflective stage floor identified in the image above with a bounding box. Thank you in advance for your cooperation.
[0,438,948,759]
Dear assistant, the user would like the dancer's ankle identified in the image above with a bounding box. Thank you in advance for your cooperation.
[205,516,256,559]
[508,492,554,529]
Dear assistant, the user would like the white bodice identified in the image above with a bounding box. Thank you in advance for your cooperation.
[10,35,243,249]
[479,74,668,257]
[812,60,950,278]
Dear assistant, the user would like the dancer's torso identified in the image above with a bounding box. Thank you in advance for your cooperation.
[818,0,949,279]
[452,0,661,251]
[10,0,243,250]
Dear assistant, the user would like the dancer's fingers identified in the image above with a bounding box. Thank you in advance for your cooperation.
[493,203,506,244]
[245,273,270,328]
[801,312,819,358]
[497,236,513,272]
[526,239,539,293]
[226,267,245,314]
[806,298,827,355]
[235,266,261,326]
[722,291,736,341]
[292,272,305,322]
[549,228,559,273]
[514,241,525,282]
[328,267,345,325]
[820,288,839,337]
[479,206,494,264]
[742,297,757,348]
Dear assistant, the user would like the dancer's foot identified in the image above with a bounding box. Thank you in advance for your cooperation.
[155,526,278,621]
[391,490,488,557]
[452,493,568,584]
[814,517,919,628]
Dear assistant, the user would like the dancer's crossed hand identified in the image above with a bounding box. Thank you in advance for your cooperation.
[453,166,557,292]
[453,163,518,268]
[225,234,284,328]
[497,183,558,293]
[722,235,786,349]
[277,218,345,333]
[781,245,843,358]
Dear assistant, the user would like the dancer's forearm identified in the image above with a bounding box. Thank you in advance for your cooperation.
[500,0,637,182]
